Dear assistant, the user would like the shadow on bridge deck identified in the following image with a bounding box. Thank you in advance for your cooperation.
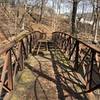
[9,45,95,100]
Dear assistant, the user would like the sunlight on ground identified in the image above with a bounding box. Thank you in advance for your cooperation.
[19,69,35,84]
[10,68,36,100]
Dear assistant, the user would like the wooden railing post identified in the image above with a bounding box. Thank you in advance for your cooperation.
[18,41,23,70]
[0,52,10,96]
[29,35,32,53]
[22,40,27,59]
[60,33,63,48]
[0,50,13,96]
[25,36,29,56]
[68,36,71,55]
[89,50,96,89]
[7,50,13,90]
[74,40,79,70]
[86,49,94,90]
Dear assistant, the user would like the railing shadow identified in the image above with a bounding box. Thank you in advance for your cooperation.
[24,48,89,100]
[34,75,48,100]
[24,62,54,100]
[49,49,88,100]
[22,37,90,99]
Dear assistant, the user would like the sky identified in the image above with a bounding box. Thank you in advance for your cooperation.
[77,1,93,13]
[27,0,93,14]
[47,0,93,14]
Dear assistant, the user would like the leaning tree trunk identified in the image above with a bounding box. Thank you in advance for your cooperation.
[71,0,78,37]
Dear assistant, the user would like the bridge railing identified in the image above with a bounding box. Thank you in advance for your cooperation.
[0,31,43,98]
[0,30,99,97]
[52,32,100,92]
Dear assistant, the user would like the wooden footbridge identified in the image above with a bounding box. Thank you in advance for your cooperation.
[0,31,100,100]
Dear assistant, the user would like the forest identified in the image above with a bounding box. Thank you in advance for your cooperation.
[0,0,99,44]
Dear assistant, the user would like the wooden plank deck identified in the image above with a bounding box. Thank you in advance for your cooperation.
[9,51,58,100]
[9,48,95,100]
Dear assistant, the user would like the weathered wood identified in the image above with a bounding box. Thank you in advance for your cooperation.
[21,40,27,59]
[69,40,77,60]
[52,32,100,92]
[74,40,79,70]
[0,31,41,98]
[11,49,19,80]
[52,32,100,53]
[89,50,96,89]
[37,41,41,55]
[0,51,11,96]
[0,30,100,98]
[7,50,13,90]
[25,36,29,56]
[29,35,32,53]
[18,41,24,70]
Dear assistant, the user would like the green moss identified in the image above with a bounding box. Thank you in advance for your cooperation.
[10,94,20,100]
[19,69,35,84]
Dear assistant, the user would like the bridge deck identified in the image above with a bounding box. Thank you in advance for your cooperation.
[10,51,58,100]
[9,49,95,100]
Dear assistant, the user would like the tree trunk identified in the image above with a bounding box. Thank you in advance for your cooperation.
[94,0,99,43]
[91,2,95,34]
[94,20,99,43]
[71,1,78,37]
[39,0,44,22]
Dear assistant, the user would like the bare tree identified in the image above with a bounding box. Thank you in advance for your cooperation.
[93,0,99,43]
[71,0,80,37]
[39,0,48,22]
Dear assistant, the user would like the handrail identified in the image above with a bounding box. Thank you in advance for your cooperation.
[0,30,42,98]
[52,31,100,92]
[0,31,30,55]
[0,30,42,55]
[1,31,99,56]
[52,31,100,53]
[0,30,100,98]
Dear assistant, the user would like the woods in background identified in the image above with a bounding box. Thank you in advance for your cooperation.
[0,0,99,43]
